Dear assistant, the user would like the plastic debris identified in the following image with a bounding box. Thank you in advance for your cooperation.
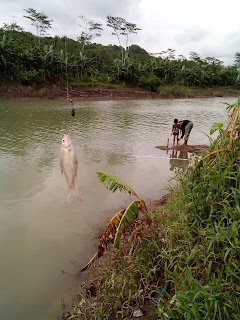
[169,290,186,306]
[133,309,144,317]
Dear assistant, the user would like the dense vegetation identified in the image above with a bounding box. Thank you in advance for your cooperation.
[1,12,240,93]
[66,99,240,319]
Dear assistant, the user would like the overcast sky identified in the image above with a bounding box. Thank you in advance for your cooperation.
[1,0,239,66]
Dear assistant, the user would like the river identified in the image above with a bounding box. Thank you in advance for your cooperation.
[0,97,236,320]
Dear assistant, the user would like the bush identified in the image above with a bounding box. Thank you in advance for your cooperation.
[97,73,114,84]
[138,75,163,92]
[18,70,39,85]
[69,78,92,88]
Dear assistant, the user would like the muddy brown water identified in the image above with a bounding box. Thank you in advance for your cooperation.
[0,97,236,320]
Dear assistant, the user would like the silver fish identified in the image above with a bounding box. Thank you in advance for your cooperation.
[60,134,82,203]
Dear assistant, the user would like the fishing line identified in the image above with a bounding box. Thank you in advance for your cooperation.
[65,36,75,119]
[134,155,189,160]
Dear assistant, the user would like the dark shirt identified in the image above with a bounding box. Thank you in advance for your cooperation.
[179,120,190,139]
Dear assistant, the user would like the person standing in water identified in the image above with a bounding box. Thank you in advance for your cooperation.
[173,119,193,145]
[171,121,180,145]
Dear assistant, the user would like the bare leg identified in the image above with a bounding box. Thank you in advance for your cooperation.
[173,135,176,147]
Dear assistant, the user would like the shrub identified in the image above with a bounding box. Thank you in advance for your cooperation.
[18,70,39,85]
[138,75,163,92]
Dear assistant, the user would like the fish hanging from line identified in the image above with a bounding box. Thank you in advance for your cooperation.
[60,134,82,203]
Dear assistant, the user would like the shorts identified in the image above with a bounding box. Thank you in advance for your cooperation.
[184,121,193,140]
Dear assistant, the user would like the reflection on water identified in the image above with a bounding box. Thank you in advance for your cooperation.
[169,149,189,171]
[0,97,236,320]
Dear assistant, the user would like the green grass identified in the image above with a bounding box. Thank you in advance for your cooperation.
[72,211,172,319]
[157,85,240,98]
[68,78,126,89]
[157,100,240,319]
[158,84,194,97]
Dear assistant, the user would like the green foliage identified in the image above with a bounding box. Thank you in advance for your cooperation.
[128,44,148,55]
[97,171,151,248]
[235,71,240,88]
[69,78,91,88]
[97,171,139,198]
[78,15,103,52]
[106,16,141,65]
[23,8,53,40]
[3,22,24,32]
[74,211,168,319]
[161,99,240,319]
[114,200,139,248]
[138,75,163,92]
[0,15,240,90]
[210,122,223,135]
[18,69,39,85]
[234,52,240,69]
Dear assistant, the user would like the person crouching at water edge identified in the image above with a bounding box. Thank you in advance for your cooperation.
[171,120,181,145]
[173,119,193,145]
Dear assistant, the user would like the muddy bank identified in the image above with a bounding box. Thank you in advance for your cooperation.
[0,84,239,100]
[0,84,161,100]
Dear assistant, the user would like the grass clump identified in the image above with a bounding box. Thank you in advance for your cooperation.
[158,85,194,98]
[159,98,240,319]
[157,85,239,98]
[67,98,240,320]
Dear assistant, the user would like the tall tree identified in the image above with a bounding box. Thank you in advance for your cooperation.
[3,22,24,32]
[106,16,141,65]
[23,8,53,42]
[77,16,103,52]
[161,48,176,60]
[189,51,202,64]
[234,52,240,70]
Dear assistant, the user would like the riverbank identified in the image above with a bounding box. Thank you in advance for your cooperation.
[62,194,171,320]
[0,83,239,100]
[62,98,240,319]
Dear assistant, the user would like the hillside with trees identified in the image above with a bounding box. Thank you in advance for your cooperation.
[1,9,240,97]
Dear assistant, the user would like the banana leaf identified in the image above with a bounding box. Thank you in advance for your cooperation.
[97,171,139,198]
[114,200,139,248]
[76,208,125,274]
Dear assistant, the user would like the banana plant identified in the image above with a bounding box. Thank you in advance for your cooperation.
[76,172,152,274]
[97,171,151,244]
[97,171,151,220]
[76,51,94,78]
[40,45,53,81]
